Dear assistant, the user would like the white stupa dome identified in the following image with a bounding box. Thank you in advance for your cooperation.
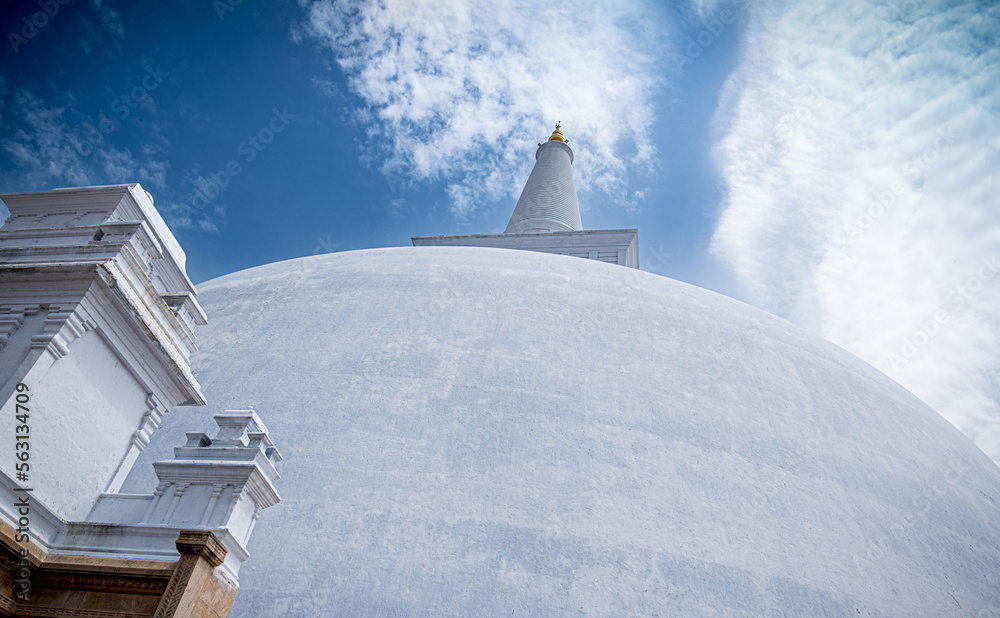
[124,246,1000,615]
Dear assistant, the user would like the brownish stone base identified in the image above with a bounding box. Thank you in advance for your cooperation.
[0,521,236,617]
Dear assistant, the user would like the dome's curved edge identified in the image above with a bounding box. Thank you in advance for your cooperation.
[195,245,983,454]
[129,244,1000,615]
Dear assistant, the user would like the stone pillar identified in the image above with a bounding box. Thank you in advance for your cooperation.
[86,410,282,581]
[153,531,235,618]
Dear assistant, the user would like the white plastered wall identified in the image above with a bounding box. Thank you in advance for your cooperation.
[0,328,147,521]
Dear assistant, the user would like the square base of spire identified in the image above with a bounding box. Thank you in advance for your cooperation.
[412,229,639,269]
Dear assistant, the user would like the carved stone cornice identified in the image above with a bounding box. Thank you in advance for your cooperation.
[150,555,196,618]
[174,531,227,568]
[0,518,174,617]
[0,184,206,406]
[13,607,148,617]
[30,571,167,596]
[0,305,42,352]
[28,306,94,360]
[152,531,232,618]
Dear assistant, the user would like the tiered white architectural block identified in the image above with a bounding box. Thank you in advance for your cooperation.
[0,184,207,521]
[82,410,282,580]
[0,184,281,586]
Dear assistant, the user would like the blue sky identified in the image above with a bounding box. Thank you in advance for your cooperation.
[2,0,999,463]
[0,0,740,288]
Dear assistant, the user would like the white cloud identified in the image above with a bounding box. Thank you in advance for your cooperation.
[312,76,341,99]
[102,148,168,189]
[1,88,95,188]
[154,171,230,234]
[689,0,726,20]
[0,84,187,225]
[296,0,665,218]
[711,0,1000,461]
[91,0,126,38]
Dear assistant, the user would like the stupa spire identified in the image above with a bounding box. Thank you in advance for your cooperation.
[548,122,566,143]
[504,123,583,234]
[414,122,638,268]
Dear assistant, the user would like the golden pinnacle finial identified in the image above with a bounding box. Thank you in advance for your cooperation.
[547,122,566,143]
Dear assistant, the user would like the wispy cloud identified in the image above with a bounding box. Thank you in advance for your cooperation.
[158,170,229,234]
[1,88,94,188]
[711,0,1000,461]
[0,83,174,208]
[91,0,126,38]
[295,0,665,218]
[0,64,233,234]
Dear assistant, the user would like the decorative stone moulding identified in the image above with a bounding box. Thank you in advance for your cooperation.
[0,304,43,351]
[0,184,207,398]
[81,410,282,582]
[105,393,172,494]
[29,305,96,360]
[413,228,640,269]
[0,184,207,521]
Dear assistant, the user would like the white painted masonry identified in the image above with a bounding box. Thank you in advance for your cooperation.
[413,228,639,269]
[0,184,281,586]
[0,184,206,521]
[84,410,282,581]
[415,135,640,268]
[505,139,582,234]
[128,246,1000,616]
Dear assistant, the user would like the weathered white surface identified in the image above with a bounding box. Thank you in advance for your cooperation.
[412,228,640,269]
[0,184,206,522]
[127,247,1000,616]
[14,329,147,520]
[505,140,582,234]
[82,410,281,581]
